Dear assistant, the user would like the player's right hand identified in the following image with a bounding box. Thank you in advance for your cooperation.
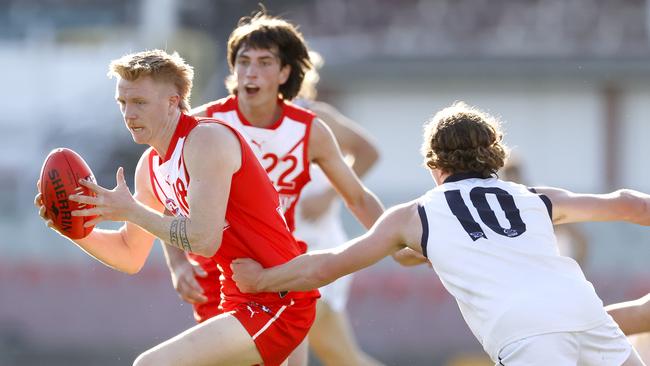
[170,259,208,304]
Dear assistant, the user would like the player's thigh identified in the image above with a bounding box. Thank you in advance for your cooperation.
[496,332,579,366]
[134,312,262,366]
[310,301,359,359]
[287,337,309,366]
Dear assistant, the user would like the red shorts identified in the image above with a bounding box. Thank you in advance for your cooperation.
[230,297,317,366]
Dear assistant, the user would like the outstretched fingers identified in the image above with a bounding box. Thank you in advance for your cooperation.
[69,193,100,206]
[78,178,109,195]
[71,207,102,218]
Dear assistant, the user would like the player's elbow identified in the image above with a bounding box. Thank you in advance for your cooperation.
[364,142,380,167]
[191,239,220,257]
[190,232,222,257]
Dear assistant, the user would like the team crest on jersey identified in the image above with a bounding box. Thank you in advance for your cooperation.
[503,228,520,237]
[470,231,486,240]
[165,198,181,216]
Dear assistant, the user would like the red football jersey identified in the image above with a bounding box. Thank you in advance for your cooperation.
[148,113,319,308]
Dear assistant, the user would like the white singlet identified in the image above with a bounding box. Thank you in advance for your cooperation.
[417,173,610,361]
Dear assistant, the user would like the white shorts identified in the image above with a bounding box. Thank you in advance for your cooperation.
[496,317,633,366]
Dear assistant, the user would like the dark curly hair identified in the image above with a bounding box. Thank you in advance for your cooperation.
[421,102,508,178]
[226,10,311,100]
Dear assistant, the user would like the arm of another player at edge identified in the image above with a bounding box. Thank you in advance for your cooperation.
[308,118,384,229]
[533,187,650,225]
[237,202,422,292]
[605,294,650,335]
[72,151,163,274]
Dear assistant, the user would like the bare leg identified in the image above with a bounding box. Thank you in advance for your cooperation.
[133,312,262,366]
[309,300,383,366]
[287,337,309,366]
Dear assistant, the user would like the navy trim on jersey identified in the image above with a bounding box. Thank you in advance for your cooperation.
[528,187,553,219]
[417,204,429,258]
[444,172,487,183]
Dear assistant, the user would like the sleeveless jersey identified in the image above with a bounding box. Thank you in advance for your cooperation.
[203,95,315,232]
[148,113,318,307]
[417,173,609,360]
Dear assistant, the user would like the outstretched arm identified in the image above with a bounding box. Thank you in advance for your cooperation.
[232,202,423,293]
[534,187,650,225]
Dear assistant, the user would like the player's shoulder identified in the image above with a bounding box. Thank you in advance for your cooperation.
[136,147,156,169]
[186,121,239,148]
[383,200,421,226]
[284,99,317,122]
[192,95,235,116]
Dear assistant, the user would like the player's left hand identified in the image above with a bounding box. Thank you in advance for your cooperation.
[69,167,138,226]
[231,258,264,293]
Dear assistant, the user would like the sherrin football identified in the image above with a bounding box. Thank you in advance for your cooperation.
[39,148,97,239]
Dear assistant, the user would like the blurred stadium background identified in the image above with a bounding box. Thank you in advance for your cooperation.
[2,0,650,365]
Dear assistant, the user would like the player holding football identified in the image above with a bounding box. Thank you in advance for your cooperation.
[159,10,421,365]
[232,102,650,365]
[35,49,319,366]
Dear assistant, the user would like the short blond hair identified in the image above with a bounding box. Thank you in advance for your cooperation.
[421,102,508,177]
[108,49,194,112]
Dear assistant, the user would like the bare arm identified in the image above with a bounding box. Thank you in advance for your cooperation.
[606,294,650,335]
[71,123,242,265]
[534,187,650,225]
[308,118,384,229]
[232,202,423,293]
[63,151,163,274]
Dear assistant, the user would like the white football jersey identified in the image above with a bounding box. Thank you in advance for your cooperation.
[203,96,315,233]
[417,173,609,360]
